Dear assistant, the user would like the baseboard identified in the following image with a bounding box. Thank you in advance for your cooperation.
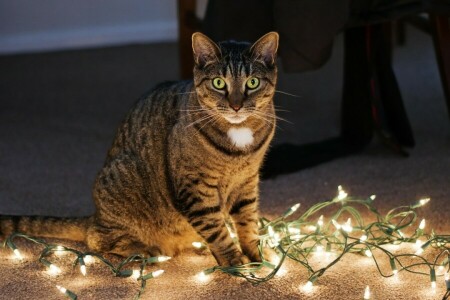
[0,20,178,54]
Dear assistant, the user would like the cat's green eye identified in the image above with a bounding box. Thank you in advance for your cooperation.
[246,77,260,89]
[212,77,226,90]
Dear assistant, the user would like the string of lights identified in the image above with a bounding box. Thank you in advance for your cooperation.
[205,186,450,299]
[2,186,450,299]
[3,232,168,299]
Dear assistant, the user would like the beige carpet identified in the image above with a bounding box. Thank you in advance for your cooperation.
[1,25,449,299]
[0,178,449,300]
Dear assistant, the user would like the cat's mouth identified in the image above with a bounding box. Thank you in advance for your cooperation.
[223,114,248,124]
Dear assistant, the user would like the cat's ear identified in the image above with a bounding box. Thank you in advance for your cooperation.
[250,32,279,66]
[192,32,221,67]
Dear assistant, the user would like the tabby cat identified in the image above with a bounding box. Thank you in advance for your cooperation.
[0,32,279,266]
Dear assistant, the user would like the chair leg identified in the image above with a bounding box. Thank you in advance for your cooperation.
[177,0,198,80]
[374,23,415,147]
[430,14,450,119]
[341,27,374,148]
[341,25,414,153]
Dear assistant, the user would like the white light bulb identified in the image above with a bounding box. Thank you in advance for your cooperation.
[419,219,426,230]
[365,250,372,257]
[80,265,87,276]
[393,269,398,276]
[271,255,281,265]
[274,233,281,242]
[431,281,436,289]
[84,255,94,264]
[445,272,449,281]
[267,226,279,247]
[225,223,237,239]
[229,231,237,238]
[370,195,376,200]
[317,215,324,227]
[316,245,324,255]
[13,249,23,260]
[342,218,353,232]
[197,271,209,282]
[307,225,317,231]
[56,285,67,294]
[290,203,300,213]
[332,220,341,230]
[192,242,203,249]
[337,185,348,200]
[415,248,424,255]
[302,281,313,292]
[289,227,300,234]
[268,226,275,237]
[157,256,171,262]
[360,234,368,242]
[364,285,370,300]
[48,264,61,275]
[54,245,65,256]
[288,227,301,241]
[56,285,76,299]
[152,270,164,278]
[131,269,141,280]
[419,198,430,206]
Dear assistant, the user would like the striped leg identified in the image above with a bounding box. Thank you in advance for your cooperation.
[229,194,261,263]
[86,223,158,257]
[175,181,249,266]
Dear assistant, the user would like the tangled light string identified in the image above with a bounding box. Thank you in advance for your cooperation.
[2,186,450,299]
[202,186,450,299]
[3,233,168,300]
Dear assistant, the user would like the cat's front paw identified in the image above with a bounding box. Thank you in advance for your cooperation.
[215,251,250,266]
[241,240,263,262]
[228,253,251,266]
[245,250,262,263]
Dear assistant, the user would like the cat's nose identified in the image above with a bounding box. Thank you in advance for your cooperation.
[230,104,242,112]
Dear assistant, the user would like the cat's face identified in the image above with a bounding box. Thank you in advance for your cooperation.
[192,32,278,124]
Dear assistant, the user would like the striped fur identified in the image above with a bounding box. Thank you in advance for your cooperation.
[0,32,279,266]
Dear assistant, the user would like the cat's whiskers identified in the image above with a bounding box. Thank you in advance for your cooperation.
[178,104,214,122]
[247,108,274,125]
[180,108,211,113]
[252,113,275,128]
[197,113,221,132]
[275,90,302,98]
[255,110,292,124]
[184,111,218,129]
[189,113,222,141]
[273,106,290,113]
[252,111,278,129]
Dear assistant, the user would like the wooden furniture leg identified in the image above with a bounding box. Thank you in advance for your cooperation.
[341,27,374,148]
[177,0,198,79]
[430,14,450,119]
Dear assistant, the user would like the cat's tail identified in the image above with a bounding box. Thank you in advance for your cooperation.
[0,215,93,242]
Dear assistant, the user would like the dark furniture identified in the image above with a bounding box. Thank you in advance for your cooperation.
[177,1,450,178]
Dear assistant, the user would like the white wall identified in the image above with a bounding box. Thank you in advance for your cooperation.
[0,0,179,54]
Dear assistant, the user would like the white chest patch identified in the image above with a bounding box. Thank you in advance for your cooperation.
[227,127,254,148]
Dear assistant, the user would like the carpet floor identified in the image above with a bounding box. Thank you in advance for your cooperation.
[0,25,449,299]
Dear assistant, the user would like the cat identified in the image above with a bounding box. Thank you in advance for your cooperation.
[0,31,279,266]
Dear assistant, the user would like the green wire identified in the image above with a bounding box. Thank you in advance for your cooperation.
[2,190,449,299]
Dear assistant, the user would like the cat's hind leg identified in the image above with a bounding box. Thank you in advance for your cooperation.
[86,223,162,257]
[88,154,163,257]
